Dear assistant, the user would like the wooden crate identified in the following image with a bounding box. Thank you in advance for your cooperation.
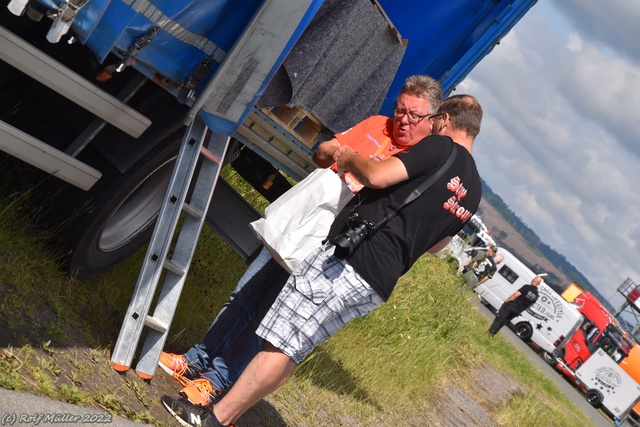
[263,105,325,150]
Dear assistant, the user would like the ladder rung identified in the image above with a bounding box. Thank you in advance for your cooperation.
[200,146,222,164]
[182,202,204,219]
[144,315,167,334]
[164,259,186,276]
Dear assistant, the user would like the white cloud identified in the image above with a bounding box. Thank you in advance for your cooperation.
[566,33,582,52]
[559,46,640,159]
[551,0,640,62]
[459,1,640,303]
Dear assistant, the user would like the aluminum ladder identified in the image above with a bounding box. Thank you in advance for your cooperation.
[110,114,230,379]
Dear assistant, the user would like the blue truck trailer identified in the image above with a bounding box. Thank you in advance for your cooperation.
[1,0,538,376]
[1,0,538,280]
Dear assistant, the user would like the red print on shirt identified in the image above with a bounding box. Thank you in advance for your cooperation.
[443,176,473,222]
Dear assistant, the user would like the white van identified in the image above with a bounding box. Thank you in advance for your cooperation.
[474,248,583,361]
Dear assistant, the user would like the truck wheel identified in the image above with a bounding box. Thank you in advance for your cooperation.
[514,322,533,341]
[65,130,183,280]
[542,351,557,366]
[586,389,603,408]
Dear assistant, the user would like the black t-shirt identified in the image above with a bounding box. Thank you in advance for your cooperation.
[473,256,497,280]
[512,284,539,312]
[328,135,482,300]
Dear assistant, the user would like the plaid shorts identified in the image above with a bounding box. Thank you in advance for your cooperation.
[256,244,383,363]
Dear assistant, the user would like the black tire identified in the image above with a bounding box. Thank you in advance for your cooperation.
[65,130,183,280]
[586,389,603,408]
[514,322,533,341]
[542,351,557,366]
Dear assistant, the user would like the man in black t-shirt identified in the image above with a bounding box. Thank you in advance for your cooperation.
[469,252,504,287]
[487,276,542,336]
[462,245,495,273]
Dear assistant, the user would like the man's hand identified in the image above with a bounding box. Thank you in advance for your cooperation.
[312,138,341,167]
[336,148,408,189]
[332,145,356,164]
[505,291,521,302]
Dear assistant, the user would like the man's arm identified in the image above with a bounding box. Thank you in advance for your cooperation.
[336,147,409,189]
[311,138,341,167]
[505,290,522,302]
[477,269,496,286]
[427,236,452,254]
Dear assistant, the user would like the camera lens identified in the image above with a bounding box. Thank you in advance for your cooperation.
[331,222,369,259]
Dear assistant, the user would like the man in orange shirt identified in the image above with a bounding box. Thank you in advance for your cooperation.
[158,75,443,408]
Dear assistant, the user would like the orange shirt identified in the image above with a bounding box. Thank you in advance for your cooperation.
[332,115,410,193]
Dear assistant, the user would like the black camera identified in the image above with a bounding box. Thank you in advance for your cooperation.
[330,213,375,259]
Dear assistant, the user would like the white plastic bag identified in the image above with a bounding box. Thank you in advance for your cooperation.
[249,168,354,272]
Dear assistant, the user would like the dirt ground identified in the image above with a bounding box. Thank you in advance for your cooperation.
[1,329,525,427]
[436,363,525,426]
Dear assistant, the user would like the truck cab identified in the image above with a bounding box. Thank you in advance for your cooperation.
[557,292,633,381]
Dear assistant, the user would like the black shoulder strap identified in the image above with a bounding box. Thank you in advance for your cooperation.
[403,143,458,204]
[374,143,459,228]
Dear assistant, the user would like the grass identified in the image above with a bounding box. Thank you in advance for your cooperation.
[0,163,598,426]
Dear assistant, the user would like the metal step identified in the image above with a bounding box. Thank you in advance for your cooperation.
[0,25,151,138]
[0,120,102,191]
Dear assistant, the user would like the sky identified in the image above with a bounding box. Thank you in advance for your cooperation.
[456,0,640,314]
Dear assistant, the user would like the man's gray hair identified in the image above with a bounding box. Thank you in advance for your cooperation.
[399,75,443,114]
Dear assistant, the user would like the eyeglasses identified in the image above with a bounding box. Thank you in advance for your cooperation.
[393,108,446,125]
[429,112,446,121]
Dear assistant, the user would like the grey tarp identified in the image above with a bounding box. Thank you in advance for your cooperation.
[257,0,407,135]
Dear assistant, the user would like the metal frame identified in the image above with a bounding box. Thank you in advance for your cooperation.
[0,25,151,138]
[0,120,101,190]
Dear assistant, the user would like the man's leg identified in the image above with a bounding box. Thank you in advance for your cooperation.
[161,246,383,424]
[199,269,290,390]
[182,247,288,380]
[161,343,296,427]
[488,303,518,335]
[160,246,290,406]
[211,246,383,424]
[213,343,296,425]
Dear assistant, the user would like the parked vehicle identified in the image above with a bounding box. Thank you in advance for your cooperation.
[0,0,538,280]
[444,214,495,264]
[557,291,634,380]
[565,348,640,424]
[474,248,583,360]
[555,290,637,418]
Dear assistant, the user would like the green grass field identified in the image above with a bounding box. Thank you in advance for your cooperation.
[0,165,597,426]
